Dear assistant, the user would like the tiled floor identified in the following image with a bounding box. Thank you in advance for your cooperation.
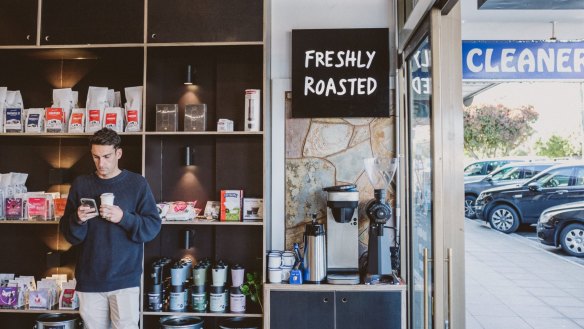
[465,219,584,329]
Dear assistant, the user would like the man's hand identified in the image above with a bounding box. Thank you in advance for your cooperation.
[99,205,123,223]
[77,205,98,223]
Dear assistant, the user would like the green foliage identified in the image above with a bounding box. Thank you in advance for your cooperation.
[464,104,539,158]
[535,135,582,158]
[240,272,263,312]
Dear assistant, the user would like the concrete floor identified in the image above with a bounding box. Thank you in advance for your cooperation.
[465,218,584,329]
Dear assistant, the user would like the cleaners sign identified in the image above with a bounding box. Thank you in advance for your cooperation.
[463,40,584,80]
[292,28,389,118]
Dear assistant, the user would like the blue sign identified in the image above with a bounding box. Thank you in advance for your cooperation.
[462,40,584,80]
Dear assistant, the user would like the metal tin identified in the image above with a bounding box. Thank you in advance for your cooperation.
[209,285,227,312]
[159,316,203,329]
[190,285,207,312]
[218,317,261,329]
[169,290,186,312]
[35,313,81,329]
[229,286,246,313]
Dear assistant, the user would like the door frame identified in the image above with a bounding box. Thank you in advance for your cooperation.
[396,2,464,329]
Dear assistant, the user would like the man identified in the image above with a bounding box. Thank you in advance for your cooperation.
[61,128,161,329]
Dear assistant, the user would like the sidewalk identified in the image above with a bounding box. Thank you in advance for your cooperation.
[465,218,584,329]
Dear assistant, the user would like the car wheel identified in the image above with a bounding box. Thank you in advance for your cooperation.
[464,195,477,219]
[560,223,584,257]
[488,205,520,233]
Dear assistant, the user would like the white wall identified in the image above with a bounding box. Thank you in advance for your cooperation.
[269,0,391,249]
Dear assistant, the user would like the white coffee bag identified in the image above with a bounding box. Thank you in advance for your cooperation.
[52,88,73,132]
[85,86,108,133]
[25,108,45,133]
[104,107,124,133]
[124,86,143,132]
[68,108,85,133]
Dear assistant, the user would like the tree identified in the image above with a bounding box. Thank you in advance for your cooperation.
[535,135,582,158]
[464,104,538,159]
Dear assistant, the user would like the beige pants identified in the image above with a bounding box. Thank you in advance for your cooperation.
[77,287,140,329]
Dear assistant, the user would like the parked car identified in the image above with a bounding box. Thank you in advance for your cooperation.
[464,161,557,218]
[475,162,584,233]
[463,157,546,183]
[537,201,584,257]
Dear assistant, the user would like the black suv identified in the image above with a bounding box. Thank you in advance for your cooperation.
[537,201,584,257]
[465,162,556,218]
[475,162,584,233]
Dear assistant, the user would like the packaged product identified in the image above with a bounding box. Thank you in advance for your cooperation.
[220,190,243,221]
[25,108,45,133]
[124,86,143,132]
[104,107,124,132]
[68,108,85,133]
[44,107,65,133]
[85,86,108,133]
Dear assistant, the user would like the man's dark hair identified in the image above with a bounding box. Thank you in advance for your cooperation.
[90,128,121,149]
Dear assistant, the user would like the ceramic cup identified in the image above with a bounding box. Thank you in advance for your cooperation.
[280,266,292,281]
[100,193,114,206]
[268,268,282,283]
[281,251,295,267]
[268,253,282,268]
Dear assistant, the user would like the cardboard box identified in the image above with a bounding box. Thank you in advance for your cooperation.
[243,198,263,221]
[184,104,207,131]
[244,89,260,132]
[156,104,178,131]
[220,190,243,221]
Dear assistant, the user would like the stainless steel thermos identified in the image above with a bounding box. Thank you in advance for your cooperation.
[302,214,327,283]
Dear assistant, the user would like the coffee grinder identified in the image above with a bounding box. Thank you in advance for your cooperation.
[323,184,360,284]
[364,157,398,284]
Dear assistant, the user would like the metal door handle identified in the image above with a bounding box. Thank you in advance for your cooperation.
[423,248,430,329]
[448,249,453,328]
[556,190,568,194]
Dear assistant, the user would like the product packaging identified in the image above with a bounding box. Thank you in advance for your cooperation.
[104,107,124,132]
[0,87,7,133]
[29,289,50,309]
[204,201,220,220]
[220,190,243,221]
[164,201,198,221]
[184,104,207,131]
[243,198,263,221]
[156,104,178,131]
[68,108,85,133]
[85,86,108,133]
[52,88,74,131]
[25,108,45,133]
[217,119,234,132]
[59,280,78,310]
[244,89,260,131]
[44,107,65,133]
[4,107,23,133]
[124,86,143,132]
[0,285,20,308]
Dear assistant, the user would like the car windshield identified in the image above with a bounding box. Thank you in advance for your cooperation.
[491,166,521,181]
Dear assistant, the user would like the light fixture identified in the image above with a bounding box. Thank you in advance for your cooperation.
[183,229,195,249]
[549,21,557,41]
[184,146,195,166]
[184,64,196,85]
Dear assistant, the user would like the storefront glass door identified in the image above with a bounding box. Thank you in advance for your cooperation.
[406,35,433,329]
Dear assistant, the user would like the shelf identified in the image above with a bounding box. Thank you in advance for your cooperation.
[146,41,264,47]
[142,311,262,318]
[0,220,59,225]
[0,131,262,138]
[0,43,145,50]
[264,283,408,292]
[0,308,78,314]
[162,220,263,226]
[145,131,263,136]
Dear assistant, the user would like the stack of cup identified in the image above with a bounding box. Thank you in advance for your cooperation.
[267,251,283,283]
[229,264,246,313]
[280,251,295,282]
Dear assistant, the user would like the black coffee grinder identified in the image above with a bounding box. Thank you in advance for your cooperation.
[364,157,398,284]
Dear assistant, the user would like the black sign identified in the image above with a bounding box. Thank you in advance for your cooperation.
[292,28,389,118]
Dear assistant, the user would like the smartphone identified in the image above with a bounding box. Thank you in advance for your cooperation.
[80,198,97,211]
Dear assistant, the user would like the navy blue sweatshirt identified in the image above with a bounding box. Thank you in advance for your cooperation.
[60,170,161,292]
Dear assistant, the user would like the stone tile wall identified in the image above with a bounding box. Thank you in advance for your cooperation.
[284,92,397,255]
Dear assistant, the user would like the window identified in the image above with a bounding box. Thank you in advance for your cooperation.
[536,167,573,188]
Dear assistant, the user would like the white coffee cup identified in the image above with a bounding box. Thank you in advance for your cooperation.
[100,193,115,206]
[267,253,282,268]
[281,251,295,267]
[268,268,282,283]
[280,266,292,281]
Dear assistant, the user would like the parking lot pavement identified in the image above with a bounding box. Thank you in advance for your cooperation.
[465,218,584,329]
[512,227,584,267]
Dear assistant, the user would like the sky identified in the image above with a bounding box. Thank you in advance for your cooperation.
[471,81,584,155]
